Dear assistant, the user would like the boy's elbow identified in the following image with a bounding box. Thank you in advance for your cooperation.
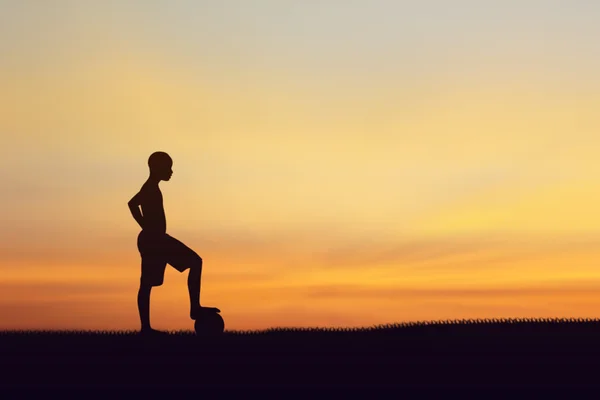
[128,193,141,208]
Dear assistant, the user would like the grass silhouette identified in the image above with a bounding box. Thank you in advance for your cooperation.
[4,316,600,335]
[2,318,600,390]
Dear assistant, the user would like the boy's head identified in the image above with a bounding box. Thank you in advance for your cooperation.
[148,151,173,181]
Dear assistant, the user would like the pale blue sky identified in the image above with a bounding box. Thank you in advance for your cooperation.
[2,1,600,77]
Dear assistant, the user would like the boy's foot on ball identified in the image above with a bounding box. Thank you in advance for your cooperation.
[190,306,221,320]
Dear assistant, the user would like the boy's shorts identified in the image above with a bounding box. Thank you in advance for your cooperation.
[137,230,201,287]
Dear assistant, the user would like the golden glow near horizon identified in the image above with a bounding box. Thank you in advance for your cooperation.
[2,2,600,330]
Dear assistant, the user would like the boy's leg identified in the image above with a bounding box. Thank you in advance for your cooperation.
[137,232,169,333]
[163,234,220,319]
[138,259,167,332]
[187,257,201,317]
[137,282,152,331]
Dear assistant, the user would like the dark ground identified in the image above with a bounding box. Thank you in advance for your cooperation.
[2,318,600,394]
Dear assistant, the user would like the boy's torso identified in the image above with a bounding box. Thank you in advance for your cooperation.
[140,181,167,234]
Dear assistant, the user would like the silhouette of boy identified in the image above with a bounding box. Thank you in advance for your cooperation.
[128,151,219,334]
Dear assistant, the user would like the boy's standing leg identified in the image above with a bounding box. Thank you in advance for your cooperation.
[137,283,152,331]
[137,231,169,334]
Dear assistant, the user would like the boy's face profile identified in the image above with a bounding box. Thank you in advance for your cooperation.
[148,152,173,181]
[155,160,173,181]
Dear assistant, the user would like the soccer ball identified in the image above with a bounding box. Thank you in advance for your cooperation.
[194,311,225,336]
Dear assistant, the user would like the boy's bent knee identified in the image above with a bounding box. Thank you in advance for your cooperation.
[187,255,202,273]
[193,254,202,267]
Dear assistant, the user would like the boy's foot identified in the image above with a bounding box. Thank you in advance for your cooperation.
[190,306,221,320]
[140,328,170,336]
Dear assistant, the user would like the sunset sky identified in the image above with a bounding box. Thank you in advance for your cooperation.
[2,1,600,331]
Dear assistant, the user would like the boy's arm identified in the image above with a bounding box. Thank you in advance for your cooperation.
[128,192,145,230]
